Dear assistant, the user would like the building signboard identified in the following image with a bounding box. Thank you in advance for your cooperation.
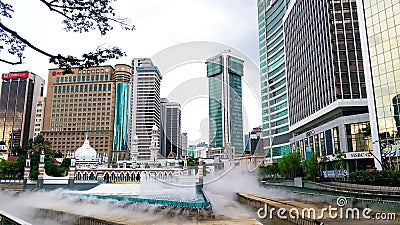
[1,72,29,79]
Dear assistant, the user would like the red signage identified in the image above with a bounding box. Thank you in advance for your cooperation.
[51,71,75,76]
[2,72,29,79]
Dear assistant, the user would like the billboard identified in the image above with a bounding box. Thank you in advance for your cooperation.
[2,72,29,79]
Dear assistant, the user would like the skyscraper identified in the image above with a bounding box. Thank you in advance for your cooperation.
[0,71,45,151]
[284,0,374,170]
[42,66,117,161]
[131,58,162,160]
[112,64,132,162]
[181,132,188,157]
[160,98,182,158]
[34,97,46,137]
[358,0,400,170]
[207,53,244,154]
[257,0,292,162]
[160,98,169,157]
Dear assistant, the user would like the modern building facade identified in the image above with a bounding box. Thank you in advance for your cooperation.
[166,101,181,158]
[358,0,400,170]
[112,64,132,162]
[160,98,182,158]
[257,0,292,162]
[207,53,244,154]
[34,97,46,137]
[131,58,162,160]
[0,71,45,151]
[284,0,375,172]
[42,66,116,161]
[160,98,168,157]
[181,132,188,157]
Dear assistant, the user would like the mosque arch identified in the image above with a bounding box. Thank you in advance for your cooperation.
[83,171,89,180]
[75,172,82,180]
[125,172,130,182]
[103,172,110,183]
[89,172,96,180]
[111,172,116,183]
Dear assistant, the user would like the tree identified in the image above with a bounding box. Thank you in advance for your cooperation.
[302,153,319,181]
[11,145,25,157]
[0,0,134,71]
[259,163,279,179]
[333,149,345,180]
[278,152,302,179]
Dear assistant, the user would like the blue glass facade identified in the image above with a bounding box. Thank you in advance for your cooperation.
[207,54,244,153]
[258,0,291,158]
[113,83,130,152]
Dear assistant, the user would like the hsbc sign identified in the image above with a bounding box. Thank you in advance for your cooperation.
[345,152,373,159]
[2,72,29,79]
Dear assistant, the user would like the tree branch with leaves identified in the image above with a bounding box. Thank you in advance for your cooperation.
[0,0,134,71]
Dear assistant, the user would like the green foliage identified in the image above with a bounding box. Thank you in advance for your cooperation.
[302,153,319,181]
[11,145,25,157]
[61,158,71,170]
[349,170,400,187]
[1,135,56,179]
[45,161,66,177]
[259,163,279,178]
[29,166,39,181]
[277,152,303,179]
[187,157,199,167]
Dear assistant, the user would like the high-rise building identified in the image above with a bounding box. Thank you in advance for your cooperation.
[131,58,162,160]
[160,98,182,158]
[284,0,374,171]
[34,97,46,137]
[166,101,181,158]
[257,0,292,162]
[160,98,168,157]
[0,71,45,151]
[181,132,188,157]
[42,66,117,161]
[207,53,244,154]
[358,0,400,170]
[112,64,132,162]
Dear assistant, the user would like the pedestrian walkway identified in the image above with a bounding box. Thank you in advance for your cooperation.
[318,182,400,195]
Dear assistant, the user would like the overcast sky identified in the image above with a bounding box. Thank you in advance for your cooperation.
[0,0,260,145]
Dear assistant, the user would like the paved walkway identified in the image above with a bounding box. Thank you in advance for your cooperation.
[319,182,400,193]
[238,193,400,225]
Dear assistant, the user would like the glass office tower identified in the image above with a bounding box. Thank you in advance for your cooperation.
[359,0,400,170]
[207,53,244,154]
[257,0,292,161]
[0,71,44,151]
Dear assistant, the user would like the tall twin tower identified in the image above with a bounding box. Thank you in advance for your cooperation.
[207,53,245,155]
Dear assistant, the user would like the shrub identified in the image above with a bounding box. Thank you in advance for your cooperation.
[348,170,400,186]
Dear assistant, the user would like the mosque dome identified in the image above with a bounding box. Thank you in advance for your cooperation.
[75,137,97,161]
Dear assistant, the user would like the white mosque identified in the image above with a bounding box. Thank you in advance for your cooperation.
[71,126,181,169]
